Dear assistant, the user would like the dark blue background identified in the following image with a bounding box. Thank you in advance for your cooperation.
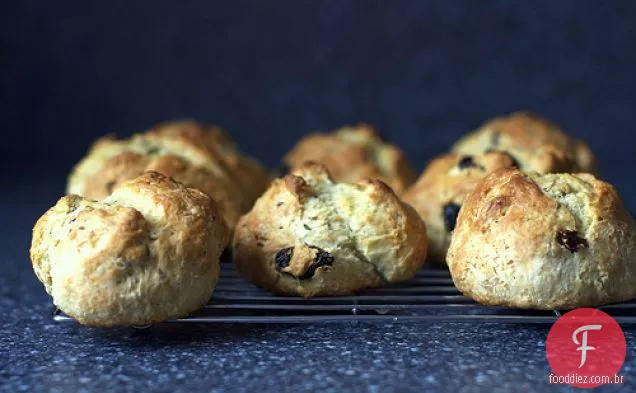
[2,3,636,392]
[2,0,636,210]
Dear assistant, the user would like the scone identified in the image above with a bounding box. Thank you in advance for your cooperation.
[232,163,428,297]
[282,124,416,193]
[403,151,517,263]
[447,168,636,310]
[67,120,271,232]
[452,112,598,174]
[31,171,229,326]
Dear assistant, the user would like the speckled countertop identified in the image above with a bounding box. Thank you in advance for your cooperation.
[2,179,634,393]
[3,2,636,391]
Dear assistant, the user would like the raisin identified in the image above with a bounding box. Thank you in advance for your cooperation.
[303,224,312,231]
[556,230,588,253]
[297,246,334,280]
[457,155,484,170]
[274,247,294,270]
[458,155,476,169]
[443,203,461,232]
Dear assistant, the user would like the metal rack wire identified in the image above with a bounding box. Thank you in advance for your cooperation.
[52,263,636,325]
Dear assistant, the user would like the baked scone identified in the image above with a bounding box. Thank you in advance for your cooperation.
[447,168,636,310]
[282,124,416,193]
[452,112,598,175]
[67,120,271,232]
[31,172,229,326]
[232,163,428,297]
[403,151,517,263]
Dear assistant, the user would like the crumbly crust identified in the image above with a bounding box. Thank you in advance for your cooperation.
[452,112,598,174]
[283,124,416,193]
[447,168,636,309]
[403,151,517,263]
[31,172,229,326]
[232,163,428,297]
[67,120,271,232]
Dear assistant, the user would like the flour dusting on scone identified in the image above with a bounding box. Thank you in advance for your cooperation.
[403,151,517,263]
[232,163,428,297]
[452,112,598,175]
[67,120,271,232]
[31,172,229,326]
[282,124,416,193]
[447,168,636,309]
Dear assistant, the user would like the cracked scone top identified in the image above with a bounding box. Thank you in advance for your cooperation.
[452,112,598,175]
[31,172,229,326]
[232,163,428,297]
[403,151,517,263]
[282,124,416,193]
[447,168,636,310]
[67,120,271,232]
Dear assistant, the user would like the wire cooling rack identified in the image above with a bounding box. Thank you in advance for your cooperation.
[52,262,636,325]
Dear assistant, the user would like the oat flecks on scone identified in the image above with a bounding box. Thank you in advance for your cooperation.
[67,120,271,232]
[31,171,229,327]
[447,168,636,310]
[232,163,428,297]
[451,112,598,175]
[282,124,416,194]
[403,151,517,263]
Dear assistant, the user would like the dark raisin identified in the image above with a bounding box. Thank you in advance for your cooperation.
[275,247,294,270]
[458,155,476,169]
[297,246,334,280]
[443,203,461,232]
[303,224,312,231]
[256,242,265,248]
[556,230,588,253]
[457,155,484,170]
[276,202,284,207]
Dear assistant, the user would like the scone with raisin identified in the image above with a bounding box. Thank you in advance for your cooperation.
[452,112,598,174]
[282,124,416,193]
[232,163,428,297]
[67,120,271,232]
[447,168,636,309]
[403,151,517,263]
[31,172,229,326]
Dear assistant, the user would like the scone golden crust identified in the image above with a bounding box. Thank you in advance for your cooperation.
[283,124,416,193]
[31,172,229,327]
[403,151,517,263]
[232,163,428,297]
[67,120,271,232]
[451,112,598,175]
[447,168,636,310]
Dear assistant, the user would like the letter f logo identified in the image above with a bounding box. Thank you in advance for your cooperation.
[572,324,602,368]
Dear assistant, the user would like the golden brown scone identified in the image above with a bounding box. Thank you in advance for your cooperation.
[447,168,636,310]
[67,120,271,232]
[283,124,416,193]
[452,112,598,175]
[403,151,517,263]
[31,172,229,327]
[232,163,428,297]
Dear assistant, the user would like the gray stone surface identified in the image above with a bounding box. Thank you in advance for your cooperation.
[1,180,634,393]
